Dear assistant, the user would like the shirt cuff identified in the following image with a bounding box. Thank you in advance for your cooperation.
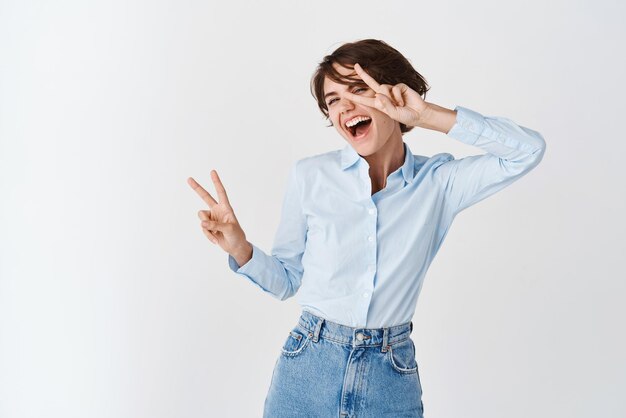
[227,243,266,278]
[447,106,487,146]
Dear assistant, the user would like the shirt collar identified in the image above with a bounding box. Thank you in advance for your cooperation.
[340,142,415,184]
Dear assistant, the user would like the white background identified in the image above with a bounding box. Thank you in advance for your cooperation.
[1,0,625,417]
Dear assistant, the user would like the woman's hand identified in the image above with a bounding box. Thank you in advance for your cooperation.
[188,171,251,262]
[343,63,432,128]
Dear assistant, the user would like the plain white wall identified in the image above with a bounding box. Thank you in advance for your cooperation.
[1,0,624,417]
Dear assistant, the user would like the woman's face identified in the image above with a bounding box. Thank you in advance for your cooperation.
[323,63,401,157]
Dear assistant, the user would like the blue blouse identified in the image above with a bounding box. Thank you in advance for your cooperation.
[228,106,546,328]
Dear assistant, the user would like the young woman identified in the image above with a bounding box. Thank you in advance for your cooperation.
[188,39,546,417]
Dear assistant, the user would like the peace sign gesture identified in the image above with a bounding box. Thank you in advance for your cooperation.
[344,63,431,128]
[188,170,251,263]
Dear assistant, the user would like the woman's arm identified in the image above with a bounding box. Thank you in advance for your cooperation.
[428,105,547,216]
[188,164,306,301]
[341,63,546,217]
[226,161,307,300]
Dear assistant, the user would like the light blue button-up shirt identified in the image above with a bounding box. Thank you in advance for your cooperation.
[228,106,546,328]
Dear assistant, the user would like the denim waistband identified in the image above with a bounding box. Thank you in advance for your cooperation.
[297,310,413,351]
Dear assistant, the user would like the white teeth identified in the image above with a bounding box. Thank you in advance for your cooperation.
[345,116,371,128]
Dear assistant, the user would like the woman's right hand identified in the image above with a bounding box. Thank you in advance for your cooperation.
[187,170,252,262]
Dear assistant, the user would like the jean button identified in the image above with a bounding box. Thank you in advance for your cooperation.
[356,333,364,341]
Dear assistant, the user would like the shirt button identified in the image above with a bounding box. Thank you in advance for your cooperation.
[367,235,374,242]
[356,333,364,341]
[362,292,369,298]
[368,208,375,215]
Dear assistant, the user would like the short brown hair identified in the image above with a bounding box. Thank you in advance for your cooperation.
[310,39,430,134]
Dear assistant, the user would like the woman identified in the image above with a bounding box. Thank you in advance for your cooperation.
[188,39,546,417]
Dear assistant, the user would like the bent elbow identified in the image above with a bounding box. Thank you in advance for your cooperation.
[508,131,547,176]
[526,132,547,171]
[276,270,302,301]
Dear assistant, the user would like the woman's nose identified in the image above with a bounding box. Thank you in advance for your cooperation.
[337,96,355,113]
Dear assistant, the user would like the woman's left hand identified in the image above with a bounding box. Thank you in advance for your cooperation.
[344,63,431,128]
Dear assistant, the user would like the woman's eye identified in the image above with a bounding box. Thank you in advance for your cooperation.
[327,88,365,106]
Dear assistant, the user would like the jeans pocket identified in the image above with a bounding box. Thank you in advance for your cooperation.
[387,337,418,374]
[280,325,311,357]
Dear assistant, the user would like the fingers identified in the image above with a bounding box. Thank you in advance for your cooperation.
[353,65,414,109]
[374,93,398,114]
[210,170,232,207]
[345,90,397,116]
[343,91,378,108]
[201,226,219,244]
[353,63,382,92]
[189,172,231,246]
[187,177,217,207]
[201,219,228,232]
[350,64,403,111]
[198,210,211,221]
[188,170,232,208]
[391,84,407,107]
[200,219,224,245]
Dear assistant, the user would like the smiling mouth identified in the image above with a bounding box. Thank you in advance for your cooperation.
[347,118,372,139]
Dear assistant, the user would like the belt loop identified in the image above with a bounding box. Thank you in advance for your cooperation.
[381,327,390,353]
[312,317,324,343]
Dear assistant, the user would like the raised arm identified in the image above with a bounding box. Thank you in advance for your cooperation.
[430,105,546,216]
[342,63,546,216]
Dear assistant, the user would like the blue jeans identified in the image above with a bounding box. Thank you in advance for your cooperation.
[264,310,424,417]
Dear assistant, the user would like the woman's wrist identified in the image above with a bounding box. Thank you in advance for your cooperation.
[231,241,253,268]
[416,103,457,134]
